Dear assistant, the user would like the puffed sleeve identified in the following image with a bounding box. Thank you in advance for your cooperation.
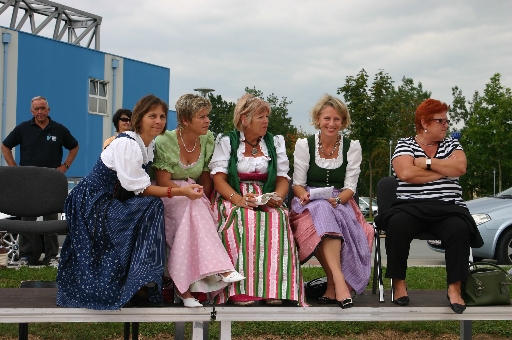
[152,130,178,174]
[106,137,152,195]
[274,135,290,179]
[292,138,309,187]
[208,134,231,175]
[202,130,215,171]
[344,139,362,194]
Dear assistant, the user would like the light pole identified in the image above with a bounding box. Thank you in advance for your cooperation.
[493,168,496,196]
[193,88,215,97]
[389,140,393,176]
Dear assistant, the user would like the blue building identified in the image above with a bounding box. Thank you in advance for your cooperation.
[0,26,176,177]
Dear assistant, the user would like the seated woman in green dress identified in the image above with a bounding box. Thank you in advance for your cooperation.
[153,94,244,308]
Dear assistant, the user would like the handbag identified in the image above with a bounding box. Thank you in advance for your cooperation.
[304,277,327,300]
[461,262,512,306]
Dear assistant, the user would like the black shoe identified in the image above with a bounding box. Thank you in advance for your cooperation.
[447,294,466,314]
[318,296,337,304]
[392,295,410,306]
[336,298,354,309]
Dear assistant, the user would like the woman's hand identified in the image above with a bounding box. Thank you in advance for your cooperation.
[181,184,204,200]
[234,192,257,209]
[266,194,284,208]
[298,192,310,206]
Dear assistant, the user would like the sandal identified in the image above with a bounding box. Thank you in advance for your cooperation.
[318,296,337,304]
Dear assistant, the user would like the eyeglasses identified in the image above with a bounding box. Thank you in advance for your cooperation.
[432,118,450,125]
[119,117,131,123]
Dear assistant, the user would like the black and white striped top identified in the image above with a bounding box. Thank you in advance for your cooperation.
[391,136,466,207]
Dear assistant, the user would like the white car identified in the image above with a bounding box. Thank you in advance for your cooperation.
[359,197,378,217]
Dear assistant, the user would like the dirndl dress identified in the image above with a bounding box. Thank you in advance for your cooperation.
[56,158,165,310]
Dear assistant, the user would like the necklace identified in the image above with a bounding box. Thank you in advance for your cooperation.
[318,134,340,157]
[244,137,261,156]
[179,129,198,153]
[415,135,435,147]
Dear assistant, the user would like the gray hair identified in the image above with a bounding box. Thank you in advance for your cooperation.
[31,96,49,108]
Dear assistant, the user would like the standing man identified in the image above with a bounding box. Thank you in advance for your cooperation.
[1,96,79,267]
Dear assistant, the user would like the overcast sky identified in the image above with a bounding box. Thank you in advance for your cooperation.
[4,0,512,133]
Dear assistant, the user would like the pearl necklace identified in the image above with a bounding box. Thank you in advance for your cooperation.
[179,129,198,153]
[415,135,435,147]
[244,137,261,156]
[318,134,340,156]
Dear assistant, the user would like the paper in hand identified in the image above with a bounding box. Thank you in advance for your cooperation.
[309,187,333,200]
[254,192,281,205]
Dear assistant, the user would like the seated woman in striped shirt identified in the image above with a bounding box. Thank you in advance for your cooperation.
[375,98,483,314]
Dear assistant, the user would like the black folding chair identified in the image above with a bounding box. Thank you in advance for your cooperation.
[372,176,438,302]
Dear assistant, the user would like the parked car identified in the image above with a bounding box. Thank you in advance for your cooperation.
[427,186,512,264]
[359,197,378,217]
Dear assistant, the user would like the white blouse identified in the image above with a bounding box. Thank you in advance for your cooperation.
[209,131,290,179]
[101,131,154,195]
[292,132,362,194]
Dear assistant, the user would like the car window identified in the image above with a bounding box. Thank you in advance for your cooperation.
[496,187,512,198]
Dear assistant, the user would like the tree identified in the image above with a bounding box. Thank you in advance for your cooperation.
[337,69,394,213]
[207,94,235,136]
[450,73,512,198]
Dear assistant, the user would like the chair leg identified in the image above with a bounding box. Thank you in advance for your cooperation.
[124,322,130,340]
[374,228,385,302]
[372,228,378,295]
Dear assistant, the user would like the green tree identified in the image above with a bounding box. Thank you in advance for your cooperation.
[207,94,235,136]
[337,69,394,213]
[450,73,512,198]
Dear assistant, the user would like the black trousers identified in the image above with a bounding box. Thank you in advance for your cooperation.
[384,212,471,284]
[20,213,59,265]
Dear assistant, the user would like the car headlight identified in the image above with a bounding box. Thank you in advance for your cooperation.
[472,214,491,226]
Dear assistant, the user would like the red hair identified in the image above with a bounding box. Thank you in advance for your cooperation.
[415,98,449,133]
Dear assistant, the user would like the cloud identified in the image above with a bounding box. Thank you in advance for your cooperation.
[2,0,511,134]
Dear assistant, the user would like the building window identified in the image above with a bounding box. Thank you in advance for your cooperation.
[89,79,108,114]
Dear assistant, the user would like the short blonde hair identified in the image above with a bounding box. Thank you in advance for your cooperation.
[310,94,351,130]
[233,94,271,131]
[175,94,212,129]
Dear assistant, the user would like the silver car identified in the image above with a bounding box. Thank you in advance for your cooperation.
[428,186,512,264]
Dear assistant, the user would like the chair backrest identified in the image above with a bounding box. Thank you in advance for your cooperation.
[376,176,398,215]
[0,166,68,217]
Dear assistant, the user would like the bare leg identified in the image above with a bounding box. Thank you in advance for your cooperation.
[315,237,351,301]
[447,281,465,305]
[392,278,408,299]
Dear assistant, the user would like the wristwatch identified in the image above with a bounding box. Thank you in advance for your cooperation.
[334,196,341,205]
[426,158,432,170]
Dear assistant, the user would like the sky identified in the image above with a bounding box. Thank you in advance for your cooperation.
[3,0,511,134]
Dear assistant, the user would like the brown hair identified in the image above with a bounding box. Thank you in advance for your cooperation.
[415,98,449,133]
[175,94,212,129]
[131,94,168,135]
[233,94,271,131]
[310,94,351,130]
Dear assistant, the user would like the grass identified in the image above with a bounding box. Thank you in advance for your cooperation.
[0,266,511,339]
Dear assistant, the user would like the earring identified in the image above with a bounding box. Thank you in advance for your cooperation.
[424,129,427,133]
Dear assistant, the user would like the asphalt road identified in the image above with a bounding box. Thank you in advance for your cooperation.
[375,238,446,266]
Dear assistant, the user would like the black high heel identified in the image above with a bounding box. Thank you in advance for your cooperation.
[447,294,466,314]
[391,281,410,306]
[336,297,354,309]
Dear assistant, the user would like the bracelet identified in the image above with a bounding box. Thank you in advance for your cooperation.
[229,192,237,201]
[334,196,341,205]
[167,187,172,198]
[63,163,70,169]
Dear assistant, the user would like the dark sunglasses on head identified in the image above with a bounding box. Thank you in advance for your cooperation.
[119,117,131,122]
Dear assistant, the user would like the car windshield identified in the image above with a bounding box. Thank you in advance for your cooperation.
[496,186,512,198]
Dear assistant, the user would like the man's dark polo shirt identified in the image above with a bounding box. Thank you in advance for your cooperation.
[2,117,78,168]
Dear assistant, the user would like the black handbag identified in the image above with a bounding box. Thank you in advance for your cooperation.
[304,277,327,300]
[461,262,512,306]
